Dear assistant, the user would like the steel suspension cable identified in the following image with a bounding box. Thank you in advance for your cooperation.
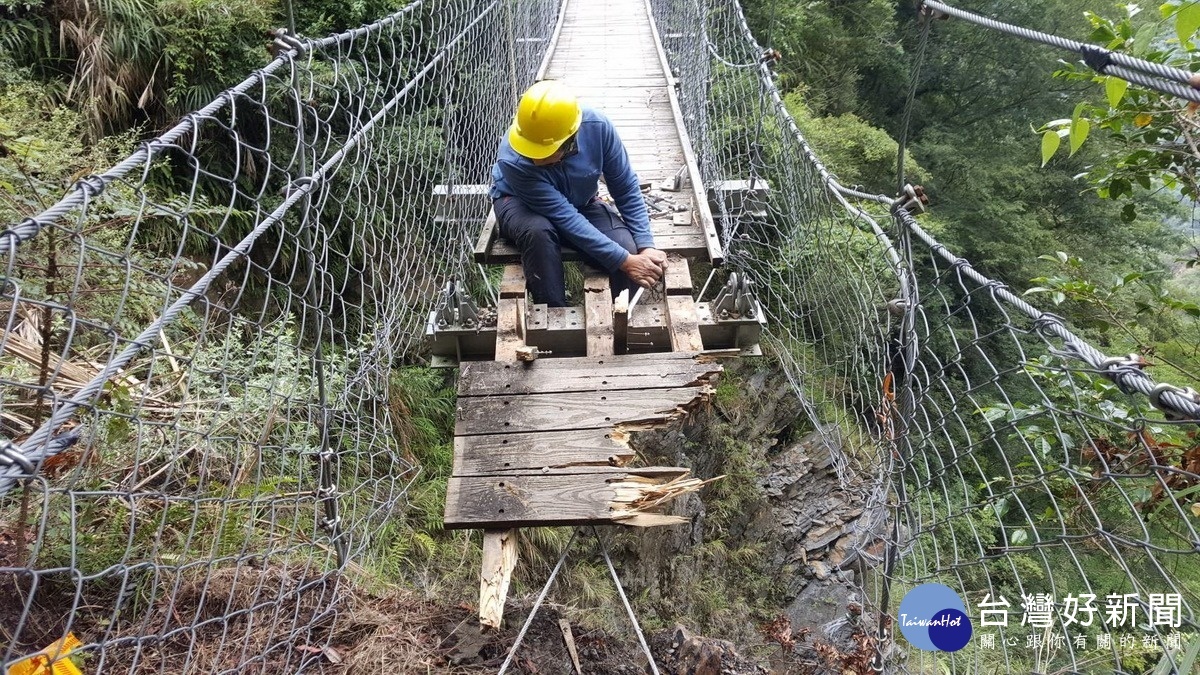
[922,0,1200,103]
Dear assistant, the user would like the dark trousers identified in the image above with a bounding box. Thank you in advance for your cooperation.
[493,196,639,307]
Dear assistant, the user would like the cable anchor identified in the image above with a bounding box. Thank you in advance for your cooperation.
[433,279,480,330]
[711,272,759,321]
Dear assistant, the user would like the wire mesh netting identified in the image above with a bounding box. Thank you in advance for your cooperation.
[0,0,558,671]
[650,0,1200,671]
[4,0,1200,671]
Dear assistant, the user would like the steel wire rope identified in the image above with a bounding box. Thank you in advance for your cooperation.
[895,14,932,196]
[921,0,1200,103]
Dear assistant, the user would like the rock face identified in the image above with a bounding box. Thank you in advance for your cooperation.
[620,360,890,673]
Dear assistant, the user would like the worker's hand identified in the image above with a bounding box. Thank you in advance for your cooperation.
[639,247,668,272]
[620,252,666,289]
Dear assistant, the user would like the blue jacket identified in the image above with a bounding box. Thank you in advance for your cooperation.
[490,108,653,271]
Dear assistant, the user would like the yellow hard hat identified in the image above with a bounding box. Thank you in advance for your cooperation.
[508,81,582,160]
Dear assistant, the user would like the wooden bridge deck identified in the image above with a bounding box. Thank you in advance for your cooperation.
[440,0,735,628]
[443,353,719,529]
[479,0,722,266]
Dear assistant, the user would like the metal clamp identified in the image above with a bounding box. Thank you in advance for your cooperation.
[0,439,34,476]
[433,279,480,330]
[711,272,758,321]
[1101,353,1147,373]
[896,184,929,214]
[1149,383,1200,421]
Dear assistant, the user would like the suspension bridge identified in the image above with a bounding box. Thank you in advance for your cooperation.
[1,0,1198,673]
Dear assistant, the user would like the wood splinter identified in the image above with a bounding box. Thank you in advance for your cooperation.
[609,472,725,527]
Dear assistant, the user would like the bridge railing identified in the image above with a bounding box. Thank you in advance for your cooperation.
[0,0,559,671]
[649,0,1200,670]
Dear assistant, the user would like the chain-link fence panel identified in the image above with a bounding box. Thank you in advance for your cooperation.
[0,0,559,672]
[648,0,1200,671]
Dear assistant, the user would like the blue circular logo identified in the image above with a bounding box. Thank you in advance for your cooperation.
[897,583,973,652]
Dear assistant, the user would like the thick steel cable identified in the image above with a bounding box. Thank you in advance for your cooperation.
[922,0,1200,103]
[892,205,1200,420]
[831,181,1200,421]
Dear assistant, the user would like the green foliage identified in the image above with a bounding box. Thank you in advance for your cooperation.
[0,0,278,136]
[1040,3,1200,223]
[742,0,900,115]
[159,0,275,112]
[1024,250,1200,381]
[785,92,927,194]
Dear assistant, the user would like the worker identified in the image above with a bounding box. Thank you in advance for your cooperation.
[490,80,667,307]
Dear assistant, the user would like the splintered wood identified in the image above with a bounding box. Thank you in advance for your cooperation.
[443,353,721,530]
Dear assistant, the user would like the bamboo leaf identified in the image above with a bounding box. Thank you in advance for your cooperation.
[1178,2,1200,46]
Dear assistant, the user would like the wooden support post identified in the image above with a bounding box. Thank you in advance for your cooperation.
[666,295,705,352]
[480,273,526,629]
[474,209,499,264]
[479,528,519,629]
[583,266,614,356]
[613,289,630,355]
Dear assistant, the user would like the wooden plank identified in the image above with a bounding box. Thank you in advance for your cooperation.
[479,529,518,628]
[500,264,526,299]
[664,255,692,295]
[457,357,720,396]
[495,298,524,362]
[487,233,707,262]
[442,473,631,528]
[583,267,614,357]
[666,295,705,353]
[473,209,498,264]
[452,429,635,475]
[454,387,706,436]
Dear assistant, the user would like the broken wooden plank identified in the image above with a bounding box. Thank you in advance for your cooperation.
[454,387,709,436]
[482,293,523,630]
[583,267,614,357]
[499,264,526,299]
[444,472,702,529]
[480,529,518,628]
[452,429,636,476]
[560,619,583,675]
[666,295,705,353]
[457,357,720,396]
